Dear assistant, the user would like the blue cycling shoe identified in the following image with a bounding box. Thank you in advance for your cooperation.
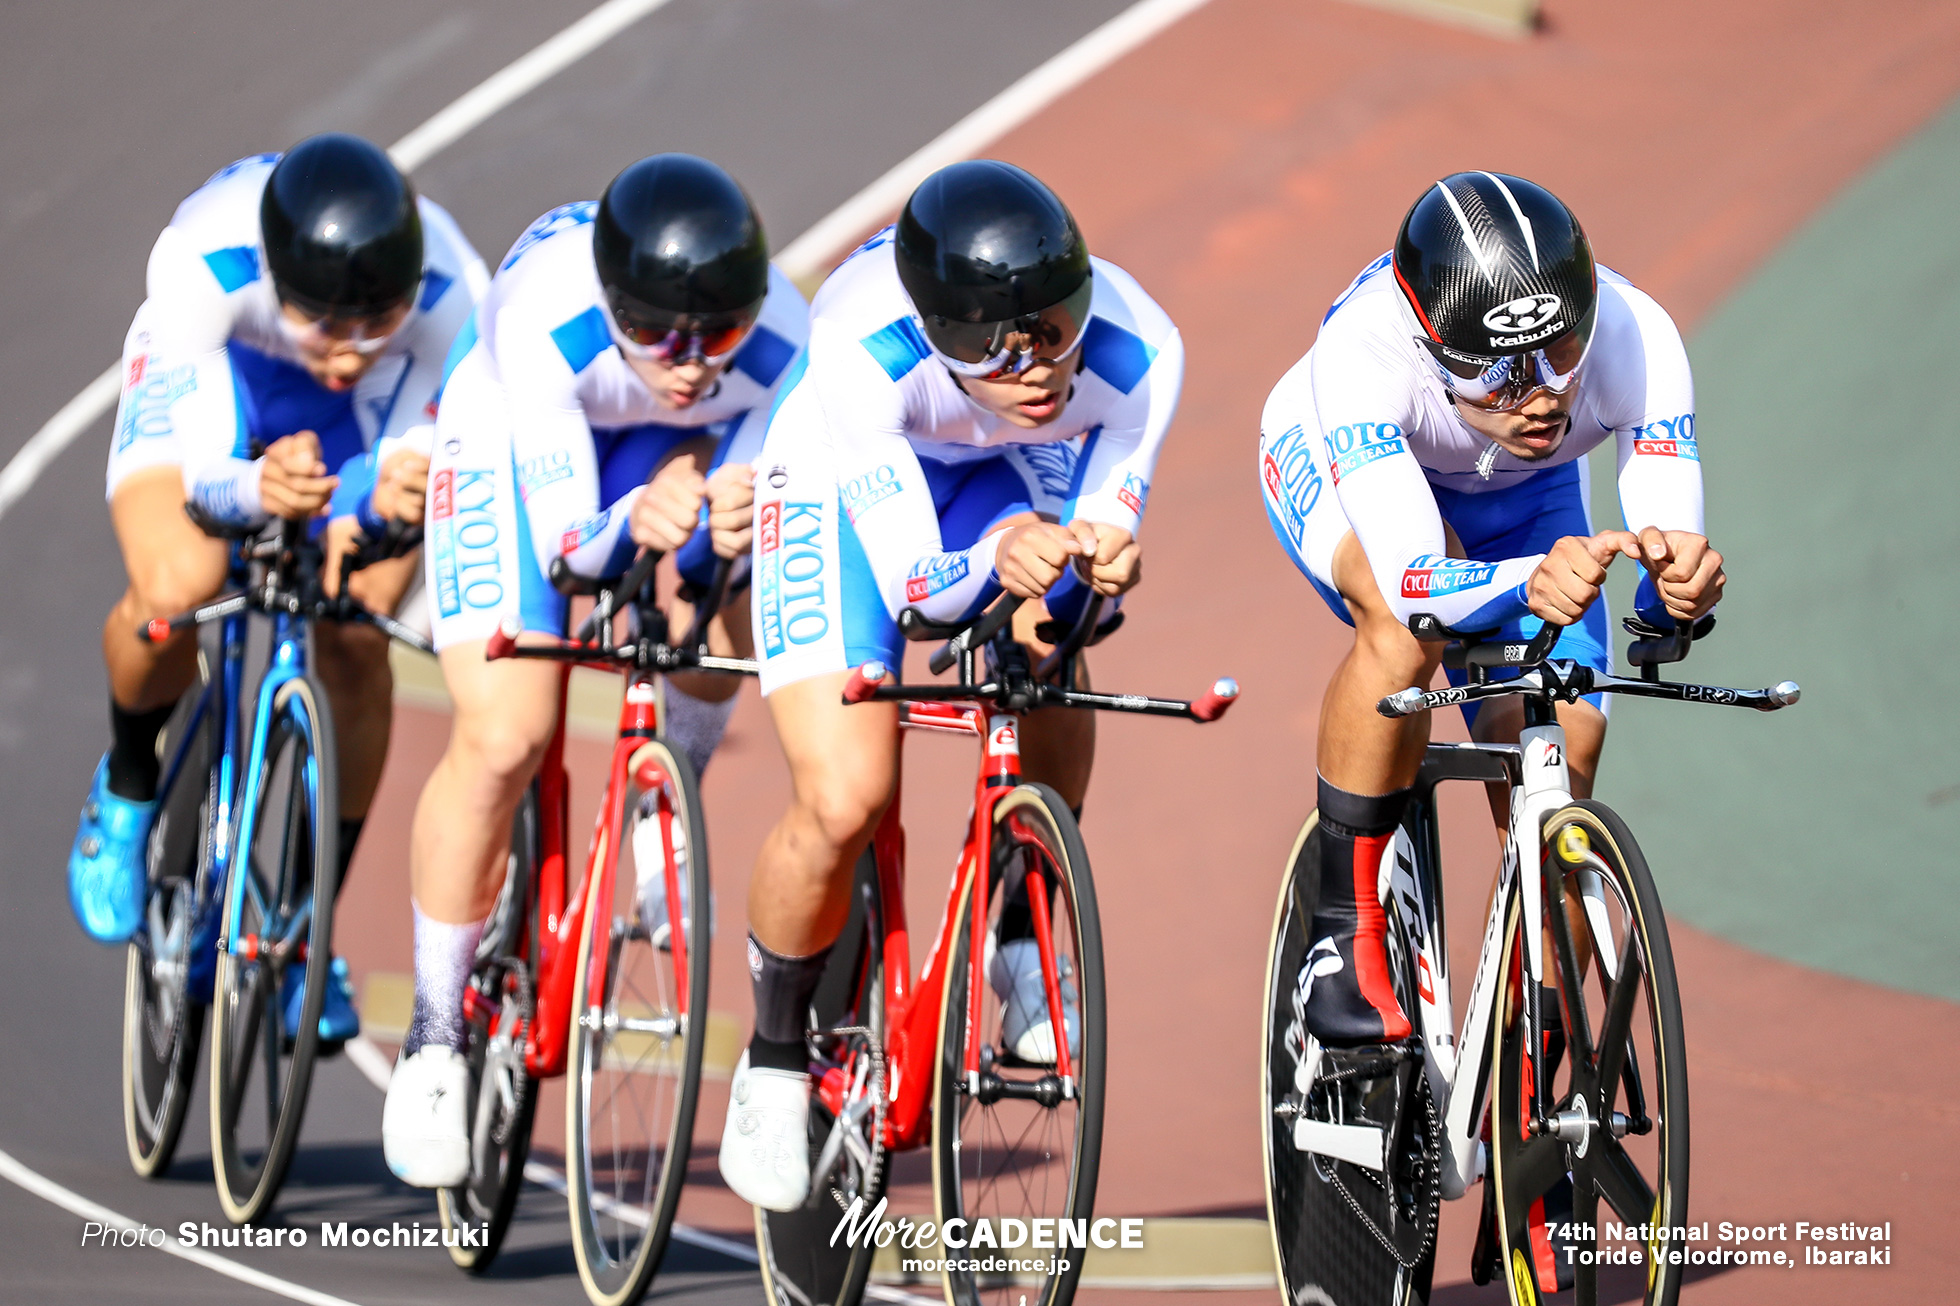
[68,756,155,944]
[283,956,361,1050]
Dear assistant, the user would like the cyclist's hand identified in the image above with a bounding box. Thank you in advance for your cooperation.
[706,463,756,559]
[630,458,707,553]
[260,431,337,519]
[320,515,361,598]
[1072,520,1141,596]
[1527,530,1639,625]
[1635,526,1724,620]
[998,520,1095,598]
[372,448,430,525]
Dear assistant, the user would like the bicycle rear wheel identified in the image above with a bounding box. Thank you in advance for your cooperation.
[932,783,1104,1306]
[1262,810,1438,1306]
[755,848,888,1306]
[210,670,338,1224]
[1489,801,1688,1306]
[123,671,214,1177]
[439,786,542,1271]
[567,740,712,1306]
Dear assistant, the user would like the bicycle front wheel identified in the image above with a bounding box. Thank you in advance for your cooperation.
[1490,801,1688,1306]
[209,671,338,1224]
[1262,811,1437,1306]
[439,785,542,1271]
[932,783,1104,1306]
[566,739,711,1306]
[123,673,214,1178]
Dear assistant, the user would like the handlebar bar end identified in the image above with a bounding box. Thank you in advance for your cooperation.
[143,618,172,644]
[1377,687,1427,719]
[843,661,889,704]
[1190,677,1240,722]
[485,617,522,661]
[1768,680,1801,708]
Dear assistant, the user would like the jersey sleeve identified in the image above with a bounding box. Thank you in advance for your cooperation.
[1064,325,1184,536]
[810,319,1003,623]
[1310,337,1541,629]
[491,305,639,579]
[1607,290,1703,538]
[144,225,263,523]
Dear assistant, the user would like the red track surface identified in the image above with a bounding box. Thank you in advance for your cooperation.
[343,1,1960,1299]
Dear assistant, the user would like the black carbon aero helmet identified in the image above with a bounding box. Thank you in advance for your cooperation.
[260,134,423,318]
[894,160,1094,378]
[593,154,769,360]
[1393,172,1598,409]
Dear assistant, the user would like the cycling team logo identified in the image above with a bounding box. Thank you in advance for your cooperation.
[1482,293,1563,335]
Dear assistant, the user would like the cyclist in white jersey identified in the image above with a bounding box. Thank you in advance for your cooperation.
[718,161,1184,1211]
[382,155,808,1188]
[1257,172,1725,1054]
[70,137,485,1045]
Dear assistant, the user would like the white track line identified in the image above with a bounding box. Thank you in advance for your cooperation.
[0,1146,364,1306]
[0,0,1213,527]
[775,0,1213,279]
[0,0,675,529]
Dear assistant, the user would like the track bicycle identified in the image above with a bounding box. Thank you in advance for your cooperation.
[1261,613,1800,1306]
[120,513,427,1225]
[754,590,1239,1306]
[433,549,747,1306]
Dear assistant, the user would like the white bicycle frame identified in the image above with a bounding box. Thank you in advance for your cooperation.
[1290,718,1622,1203]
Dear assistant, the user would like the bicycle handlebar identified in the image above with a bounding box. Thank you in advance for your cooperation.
[1377,661,1801,718]
[923,592,1026,676]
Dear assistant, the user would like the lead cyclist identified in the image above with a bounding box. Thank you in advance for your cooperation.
[1256,170,1723,1120]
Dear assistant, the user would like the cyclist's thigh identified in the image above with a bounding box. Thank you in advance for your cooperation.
[437,639,564,783]
[1259,417,1356,625]
[426,350,566,651]
[764,669,899,825]
[107,465,229,617]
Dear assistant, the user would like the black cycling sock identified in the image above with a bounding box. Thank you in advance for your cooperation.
[335,818,364,903]
[105,700,175,803]
[1303,776,1414,1046]
[747,933,829,1073]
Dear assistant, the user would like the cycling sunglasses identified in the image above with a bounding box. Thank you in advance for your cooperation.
[275,291,417,357]
[607,303,760,367]
[920,276,1095,381]
[1417,300,1598,412]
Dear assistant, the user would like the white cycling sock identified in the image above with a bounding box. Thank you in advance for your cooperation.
[662,684,737,780]
[404,902,486,1056]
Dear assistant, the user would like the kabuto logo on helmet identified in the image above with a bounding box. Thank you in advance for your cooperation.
[1482,294,1563,335]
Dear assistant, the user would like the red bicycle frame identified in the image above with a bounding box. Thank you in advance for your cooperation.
[813,696,1076,1152]
[467,662,692,1081]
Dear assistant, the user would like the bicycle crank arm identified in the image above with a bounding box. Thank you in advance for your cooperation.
[1291,1118,1387,1172]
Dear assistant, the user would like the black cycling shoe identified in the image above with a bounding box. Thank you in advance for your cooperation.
[1301,912,1413,1047]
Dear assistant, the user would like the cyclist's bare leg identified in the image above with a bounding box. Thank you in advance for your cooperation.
[749,672,899,956]
[408,641,562,923]
[1319,530,1445,794]
[101,466,229,714]
[312,534,419,822]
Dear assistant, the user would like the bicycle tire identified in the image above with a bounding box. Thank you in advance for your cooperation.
[439,785,542,1270]
[566,739,711,1306]
[932,783,1104,1306]
[123,671,215,1178]
[209,669,338,1224]
[1262,809,1437,1306]
[1489,800,1688,1306]
[755,848,888,1306]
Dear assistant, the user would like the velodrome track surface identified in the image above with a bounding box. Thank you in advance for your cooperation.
[3,2,1958,1303]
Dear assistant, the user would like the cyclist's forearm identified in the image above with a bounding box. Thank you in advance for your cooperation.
[552,487,642,579]
[887,532,1007,624]
[183,455,264,527]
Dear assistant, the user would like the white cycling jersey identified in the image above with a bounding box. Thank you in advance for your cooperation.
[106,153,487,524]
[757,231,1184,635]
[1260,252,1703,631]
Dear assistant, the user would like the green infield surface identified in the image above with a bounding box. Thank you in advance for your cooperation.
[1593,93,1960,1003]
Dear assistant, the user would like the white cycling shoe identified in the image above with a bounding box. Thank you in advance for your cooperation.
[990,937,1080,1065]
[382,1045,470,1188]
[717,1051,812,1211]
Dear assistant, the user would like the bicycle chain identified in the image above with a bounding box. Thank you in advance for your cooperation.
[492,962,535,1149]
[820,1025,886,1214]
[1315,1060,1442,1270]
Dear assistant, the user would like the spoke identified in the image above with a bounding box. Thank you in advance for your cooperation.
[1590,1138,1657,1226]
[1594,946,1645,1109]
[1503,1134,1568,1220]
